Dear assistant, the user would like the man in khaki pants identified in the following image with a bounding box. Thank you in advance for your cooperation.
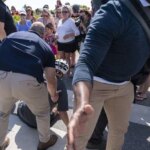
[0,22,58,150]
[67,0,150,150]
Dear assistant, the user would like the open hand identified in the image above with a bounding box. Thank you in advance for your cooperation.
[67,104,94,150]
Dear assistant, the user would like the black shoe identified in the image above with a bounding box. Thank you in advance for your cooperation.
[86,139,106,150]
[37,134,58,150]
[0,137,10,150]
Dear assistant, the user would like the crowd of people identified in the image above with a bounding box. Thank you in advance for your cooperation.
[10,1,92,77]
[0,0,150,150]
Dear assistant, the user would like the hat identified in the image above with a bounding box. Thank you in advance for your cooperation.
[19,10,26,15]
[43,4,49,9]
[43,8,51,16]
[26,6,32,11]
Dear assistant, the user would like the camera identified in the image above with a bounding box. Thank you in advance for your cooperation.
[75,16,84,27]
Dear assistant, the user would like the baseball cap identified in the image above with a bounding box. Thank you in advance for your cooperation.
[19,10,26,15]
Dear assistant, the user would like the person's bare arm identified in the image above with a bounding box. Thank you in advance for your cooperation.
[74,81,92,107]
[0,22,6,40]
[44,67,58,102]
[67,81,94,150]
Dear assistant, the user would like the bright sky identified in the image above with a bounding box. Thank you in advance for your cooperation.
[5,0,91,10]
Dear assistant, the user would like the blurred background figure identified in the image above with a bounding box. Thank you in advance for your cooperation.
[35,8,42,19]
[43,4,49,9]
[26,6,36,23]
[65,2,70,6]
[38,8,56,29]
[55,7,62,27]
[44,22,57,56]
[56,5,80,77]
[10,5,18,16]
[55,0,62,9]
[16,10,32,31]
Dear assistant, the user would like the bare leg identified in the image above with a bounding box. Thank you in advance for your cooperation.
[59,111,69,127]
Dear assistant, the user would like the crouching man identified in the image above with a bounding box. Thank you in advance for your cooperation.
[0,22,58,150]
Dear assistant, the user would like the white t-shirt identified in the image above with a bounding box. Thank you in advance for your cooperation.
[140,0,150,7]
[56,18,80,43]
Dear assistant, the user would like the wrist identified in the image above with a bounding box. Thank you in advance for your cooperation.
[51,92,58,98]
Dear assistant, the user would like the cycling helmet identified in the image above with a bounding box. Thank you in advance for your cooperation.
[55,59,69,75]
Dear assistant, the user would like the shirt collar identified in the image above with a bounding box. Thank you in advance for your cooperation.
[140,0,150,7]
[29,30,41,37]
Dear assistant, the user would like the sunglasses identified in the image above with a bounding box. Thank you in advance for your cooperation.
[20,14,26,16]
[43,15,49,17]
[62,11,69,14]
[57,11,61,14]
[26,9,31,12]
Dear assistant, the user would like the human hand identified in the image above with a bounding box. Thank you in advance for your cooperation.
[51,90,61,102]
[63,34,70,40]
[66,104,94,150]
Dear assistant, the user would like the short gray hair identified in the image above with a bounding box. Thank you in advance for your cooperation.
[61,5,73,17]
[30,22,45,37]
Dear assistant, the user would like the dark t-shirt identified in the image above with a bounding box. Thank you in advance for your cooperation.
[0,0,16,35]
[57,78,68,111]
[49,78,68,111]
[0,31,55,83]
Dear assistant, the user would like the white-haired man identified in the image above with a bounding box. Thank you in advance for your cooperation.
[0,22,58,150]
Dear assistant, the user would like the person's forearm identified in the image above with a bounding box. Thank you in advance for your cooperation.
[73,81,92,109]
[0,30,6,40]
[68,33,75,38]
[47,76,57,97]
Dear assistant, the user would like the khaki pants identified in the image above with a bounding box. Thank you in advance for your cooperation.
[0,71,50,145]
[74,81,134,150]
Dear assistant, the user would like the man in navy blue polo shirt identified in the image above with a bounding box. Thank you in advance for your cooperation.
[0,22,58,150]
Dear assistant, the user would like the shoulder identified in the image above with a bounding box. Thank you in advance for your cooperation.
[96,0,131,19]
[90,0,131,34]
[95,0,124,19]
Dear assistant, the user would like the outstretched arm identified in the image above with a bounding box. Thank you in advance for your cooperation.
[67,81,94,150]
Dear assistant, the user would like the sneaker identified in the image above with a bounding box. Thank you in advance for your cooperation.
[0,137,10,150]
[37,134,58,150]
[86,139,106,150]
